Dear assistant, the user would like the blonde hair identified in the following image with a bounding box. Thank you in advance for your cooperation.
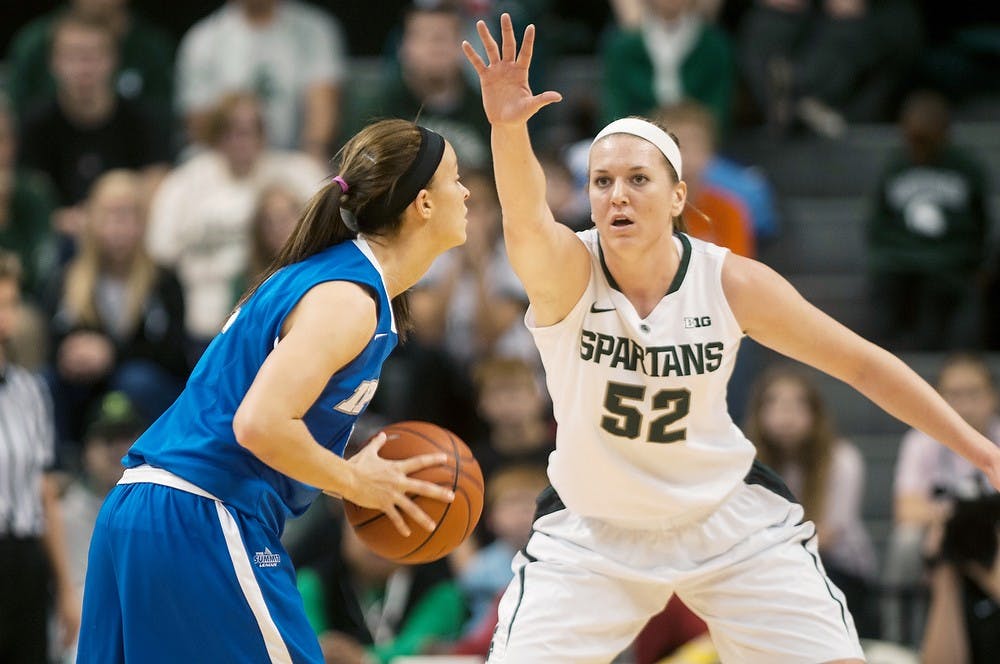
[62,170,156,333]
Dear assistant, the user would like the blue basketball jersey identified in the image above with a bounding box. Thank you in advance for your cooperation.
[124,238,397,528]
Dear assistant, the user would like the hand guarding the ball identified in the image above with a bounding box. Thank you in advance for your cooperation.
[339,432,455,537]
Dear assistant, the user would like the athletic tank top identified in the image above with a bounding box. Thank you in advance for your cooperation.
[528,229,755,528]
[125,238,396,529]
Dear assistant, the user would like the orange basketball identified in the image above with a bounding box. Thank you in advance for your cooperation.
[343,421,484,564]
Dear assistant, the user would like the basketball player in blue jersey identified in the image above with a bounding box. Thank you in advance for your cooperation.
[76,119,470,663]
[465,16,1000,663]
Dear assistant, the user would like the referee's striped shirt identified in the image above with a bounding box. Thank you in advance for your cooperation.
[0,363,56,538]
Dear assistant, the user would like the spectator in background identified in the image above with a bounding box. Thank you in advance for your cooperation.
[417,169,534,369]
[883,353,1000,644]
[176,0,346,161]
[457,463,548,636]
[538,149,591,232]
[5,0,174,122]
[61,391,145,590]
[738,0,922,136]
[347,3,491,169]
[18,12,173,244]
[60,390,145,663]
[366,283,480,444]
[867,91,990,351]
[444,463,548,658]
[656,101,755,258]
[0,95,59,303]
[471,356,555,482]
[0,251,78,662]
[46,170,187,451]
[147,92,324,350]
[601,0,734,134]
[921,494,1000,664]
[744,365,879,638]
[297,514,467,664]
[232,182,304,301]
[0,97,58,372]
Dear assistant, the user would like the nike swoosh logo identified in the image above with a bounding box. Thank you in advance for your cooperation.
[374,333,390,339]
[590,304,615,313]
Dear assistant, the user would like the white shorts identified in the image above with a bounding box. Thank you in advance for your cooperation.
[487,462,865,663]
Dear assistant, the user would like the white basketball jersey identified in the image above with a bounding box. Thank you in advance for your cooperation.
[527,230,755,529]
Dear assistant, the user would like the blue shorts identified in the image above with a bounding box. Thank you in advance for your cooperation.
[76,468,321,663]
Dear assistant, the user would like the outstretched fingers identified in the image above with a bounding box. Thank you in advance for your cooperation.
[397,494,437,532]
[462,40,487,74]
[384,504,411,537]
[500,12,517,61]
[516,24,536,67]
[475,19,501,65]
[398,452,448,474]
[405,475,455,503]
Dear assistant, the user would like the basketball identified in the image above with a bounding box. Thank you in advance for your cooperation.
[343,421,484,564]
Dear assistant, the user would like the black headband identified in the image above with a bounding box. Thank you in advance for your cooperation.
[362,126,446,227]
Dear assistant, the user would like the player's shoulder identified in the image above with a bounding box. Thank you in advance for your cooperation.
[683,232,728,258]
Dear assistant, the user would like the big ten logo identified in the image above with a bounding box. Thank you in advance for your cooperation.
[683,316,712,329]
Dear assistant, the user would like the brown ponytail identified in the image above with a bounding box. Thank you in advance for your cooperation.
[237,119,433,335]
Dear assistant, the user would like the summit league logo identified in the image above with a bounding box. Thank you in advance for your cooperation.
[254,548,281,568]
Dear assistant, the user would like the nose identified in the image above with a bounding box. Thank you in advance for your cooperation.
[610,178,627,205]
[462,184,470,200]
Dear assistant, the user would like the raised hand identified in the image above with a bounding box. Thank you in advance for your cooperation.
[340,432,455,537]
[462,13,562,126]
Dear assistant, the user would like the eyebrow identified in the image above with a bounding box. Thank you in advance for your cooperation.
[590,166,650,174]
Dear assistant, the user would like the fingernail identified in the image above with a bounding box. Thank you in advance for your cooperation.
[447,492,455,501]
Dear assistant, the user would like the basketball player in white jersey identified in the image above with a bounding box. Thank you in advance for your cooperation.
[463,15,1000,663]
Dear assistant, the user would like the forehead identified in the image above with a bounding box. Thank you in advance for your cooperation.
[406,11,460,36]
[940,362,992,388]
[589,134,669,172]
[54,23,112,49]
[437,142,458,173]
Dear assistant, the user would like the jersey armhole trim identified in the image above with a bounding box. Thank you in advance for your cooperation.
[716,249,747,338]
[274,277,384,353]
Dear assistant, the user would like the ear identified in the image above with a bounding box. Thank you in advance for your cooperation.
[671,181,688,218]
[411,188,434,222]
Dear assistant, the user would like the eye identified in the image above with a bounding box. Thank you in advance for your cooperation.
[631,174,648,184]
[593,176,610,187]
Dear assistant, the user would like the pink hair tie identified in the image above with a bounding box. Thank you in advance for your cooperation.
[331,175,349,193]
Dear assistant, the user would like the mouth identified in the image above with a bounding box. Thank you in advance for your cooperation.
[610,216,634,228]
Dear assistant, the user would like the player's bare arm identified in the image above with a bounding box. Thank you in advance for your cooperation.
[233,281,451,534]
[463,14,590,326]
[722,252,1000,490]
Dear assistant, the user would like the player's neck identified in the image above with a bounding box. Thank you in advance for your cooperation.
[601,234,681,316]
[362,234,437,298]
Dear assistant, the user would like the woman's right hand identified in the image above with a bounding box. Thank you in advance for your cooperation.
[462,13,562,127]
[341,432,455,537]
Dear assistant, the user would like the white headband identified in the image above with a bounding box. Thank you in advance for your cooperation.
[592,118,683,180]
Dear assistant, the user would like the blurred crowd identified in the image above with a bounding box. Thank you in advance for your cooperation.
[1,0,999,662]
